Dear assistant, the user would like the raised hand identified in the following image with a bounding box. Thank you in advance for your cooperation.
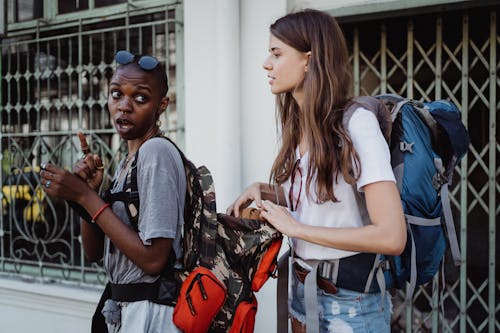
[40,162,92,204]
[73,132,104,191]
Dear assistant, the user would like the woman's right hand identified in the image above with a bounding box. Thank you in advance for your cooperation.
[226,182,263,217]
[73,132,104,191]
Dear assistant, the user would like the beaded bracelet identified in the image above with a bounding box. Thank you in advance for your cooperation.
[91,203,110,224]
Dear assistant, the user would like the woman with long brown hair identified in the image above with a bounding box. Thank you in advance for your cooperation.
[228,9,406,332]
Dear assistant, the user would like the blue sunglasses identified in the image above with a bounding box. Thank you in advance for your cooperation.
[115,50,159,71]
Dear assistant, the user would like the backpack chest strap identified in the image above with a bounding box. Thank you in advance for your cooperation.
[101,153,141,232]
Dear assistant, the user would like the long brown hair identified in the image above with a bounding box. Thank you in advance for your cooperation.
[269,9,360,202]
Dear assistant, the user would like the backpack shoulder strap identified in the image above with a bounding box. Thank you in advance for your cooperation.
[101,155,140,232]
[193,164,218,268]
[126,155,140,230]
[343,96,392,143]
[276,250,290,333]
[154,135,219,269]
[440,183,461,266]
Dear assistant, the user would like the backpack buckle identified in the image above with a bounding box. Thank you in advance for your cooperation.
[432,157,447,189]
[399,141,414,153]
[432,172,446,190]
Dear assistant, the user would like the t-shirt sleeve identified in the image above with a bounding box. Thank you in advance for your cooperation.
[135,138,186,244]
[348,107,395,191]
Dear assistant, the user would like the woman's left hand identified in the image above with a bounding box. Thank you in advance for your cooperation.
[40,162,92,204]
[260,200,301,237]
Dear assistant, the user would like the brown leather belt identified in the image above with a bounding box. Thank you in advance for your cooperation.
[293,263,338,294]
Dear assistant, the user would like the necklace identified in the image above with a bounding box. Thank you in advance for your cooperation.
[124,129,162,163]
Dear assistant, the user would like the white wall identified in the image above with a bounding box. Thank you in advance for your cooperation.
[239,2,288,331]
[184,0,241,211]
[239,1,286,190]
[184,0,287,210]
[184,0,287,331]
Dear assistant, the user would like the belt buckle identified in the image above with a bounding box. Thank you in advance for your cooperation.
[317,276,338,294]
[294,263,338,294]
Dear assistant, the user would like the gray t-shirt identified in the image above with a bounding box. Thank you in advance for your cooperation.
[104,137,186,284]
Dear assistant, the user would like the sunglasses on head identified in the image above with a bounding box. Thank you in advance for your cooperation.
[114,50,160,71]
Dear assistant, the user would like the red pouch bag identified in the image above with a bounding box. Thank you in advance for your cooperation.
[228,295,258,333]
[251,237,283,291]
[173,266,226,332]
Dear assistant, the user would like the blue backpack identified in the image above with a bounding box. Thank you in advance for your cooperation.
[345,94,469,297]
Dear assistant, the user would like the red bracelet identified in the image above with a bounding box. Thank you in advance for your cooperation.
[91,203,110,224]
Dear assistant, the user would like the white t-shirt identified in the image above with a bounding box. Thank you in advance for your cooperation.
[283,107,395,260]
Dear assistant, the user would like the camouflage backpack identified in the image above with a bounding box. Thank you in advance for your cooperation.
[104,135,283,333]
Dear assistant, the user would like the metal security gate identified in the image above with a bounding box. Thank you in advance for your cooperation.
[341,4,498,333]
[0,1,183,285]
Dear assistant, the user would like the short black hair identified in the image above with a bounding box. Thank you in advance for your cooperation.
[116,53,169,97]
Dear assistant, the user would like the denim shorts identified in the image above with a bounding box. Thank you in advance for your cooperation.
[289,269,392,333]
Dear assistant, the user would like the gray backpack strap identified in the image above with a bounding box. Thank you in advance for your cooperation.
[433,156,460,266]
[390,99,409,122]
[303,260,321,333]
[440,183,461,266]
[343,96,392,143]
[412,103,440,145]
[363,254,387,310]
[392,161,404,193]
[375,256,387,310]
[364,254,380,292]
[276,249,290,333]
[405,217,417,302]
[404,213,443,302]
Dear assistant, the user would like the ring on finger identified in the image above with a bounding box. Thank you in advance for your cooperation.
[45,180,52,188]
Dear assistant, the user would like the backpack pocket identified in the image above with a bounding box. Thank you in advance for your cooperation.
[388,221,447,289]
[228,295,258,333]
[251,238,283,291]
[173,266,226,332]
[412,223,446,285]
